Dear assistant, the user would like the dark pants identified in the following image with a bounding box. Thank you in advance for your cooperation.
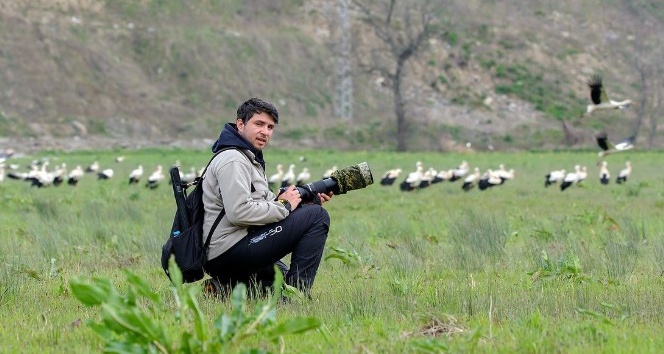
[204,204,330,295]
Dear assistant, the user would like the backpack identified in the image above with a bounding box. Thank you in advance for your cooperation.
[161,149,229,283]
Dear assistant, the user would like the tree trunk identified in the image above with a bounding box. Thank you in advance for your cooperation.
[394,61,407,151]
[561,119,581,146]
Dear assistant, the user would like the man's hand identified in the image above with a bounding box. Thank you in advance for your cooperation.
[317,192,333,204]
[279,185,302,210]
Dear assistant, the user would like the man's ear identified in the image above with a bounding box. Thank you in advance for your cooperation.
[236,118,244,131]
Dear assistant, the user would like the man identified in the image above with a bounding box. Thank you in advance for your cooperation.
[202,97,332,297]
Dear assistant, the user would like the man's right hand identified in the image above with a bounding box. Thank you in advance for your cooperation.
[279,185,302,210]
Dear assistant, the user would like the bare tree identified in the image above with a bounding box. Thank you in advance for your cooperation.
[352,0,443,151]
[333,0,353,120]
[620,0,664,148]
[561,119,585,146]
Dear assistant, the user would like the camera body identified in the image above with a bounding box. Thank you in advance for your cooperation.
[279,162,374,203]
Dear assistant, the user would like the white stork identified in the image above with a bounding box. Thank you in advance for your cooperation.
[478,169,502,190]
[616,161,632,184]
[128,165,144,184]
[461,167,481,191]
[27,161,55,188]
[432,169,453,183]
[545,169,566,187]
[268,164,284,187]
[578,166,588,183]
[598,160,610,185]
[560,165,583,191]
[418,168,437,188]
[7,164,37,181]
[399,161,424,191]
[52,163,67,186]
[583,75,635,117]
[449,161,469,182]
[67,165,84,186]
[322,165,338,179]
[495,164,515,184]
[296,167,311,185]
[380,168,402,186]
[97,168,114,180]
[181,167,198,185]
[146,165,165,189]
[595,132,635,157]
[86,161,100,173]
[280,164,296,188]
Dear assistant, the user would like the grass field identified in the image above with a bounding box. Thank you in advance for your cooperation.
[1,148,663,353]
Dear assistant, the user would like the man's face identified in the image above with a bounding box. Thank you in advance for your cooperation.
[236,112,276,151]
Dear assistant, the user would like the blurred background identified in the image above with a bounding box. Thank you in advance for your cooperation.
[0,0,661,152]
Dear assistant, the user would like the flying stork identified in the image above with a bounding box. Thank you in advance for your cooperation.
[595,131,635,157]
[583,75,635,117]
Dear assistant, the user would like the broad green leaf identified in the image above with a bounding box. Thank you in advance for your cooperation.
[265,317,321,339]
[70,277,114,306]
[100,303,142,335]
[125,270,161,304]
[180,331,195,353]
[122,307,170,345]
[216,314,236,342]
[230,283,247,323]
[168,256,184,288]
[323,253,352,265]
[88,322,114,339]
[103,341,146,354]
[185,284,208,342]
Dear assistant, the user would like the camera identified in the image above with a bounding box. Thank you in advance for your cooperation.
[280,162,374,202]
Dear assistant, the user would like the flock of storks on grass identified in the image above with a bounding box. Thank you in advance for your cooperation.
[380,75,636,192]
[0,76,637,192]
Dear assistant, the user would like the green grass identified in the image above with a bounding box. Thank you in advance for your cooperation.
[1,148,663,353]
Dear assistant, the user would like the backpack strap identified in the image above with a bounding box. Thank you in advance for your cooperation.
[198,147,234,259]
[203,208,224,252]
[198,147,256,259]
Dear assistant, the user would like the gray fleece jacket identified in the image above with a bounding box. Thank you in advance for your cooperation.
[202,148,290,260]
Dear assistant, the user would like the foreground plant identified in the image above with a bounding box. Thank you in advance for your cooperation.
[529,250,592,283]
[70,258,320,353]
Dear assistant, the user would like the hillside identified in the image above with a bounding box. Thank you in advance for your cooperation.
[0,0,662,152]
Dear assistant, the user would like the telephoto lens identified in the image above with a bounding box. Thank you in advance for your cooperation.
[282,162,374,203]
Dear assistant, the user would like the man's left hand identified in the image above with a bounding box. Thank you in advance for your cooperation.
[318,192,333,204]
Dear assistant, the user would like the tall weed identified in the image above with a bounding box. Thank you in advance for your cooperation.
[602,218,644,282]
[449,210,510,271]
[654,233,664,276]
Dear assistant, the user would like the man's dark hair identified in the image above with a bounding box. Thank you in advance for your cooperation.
[237,97,279,124]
